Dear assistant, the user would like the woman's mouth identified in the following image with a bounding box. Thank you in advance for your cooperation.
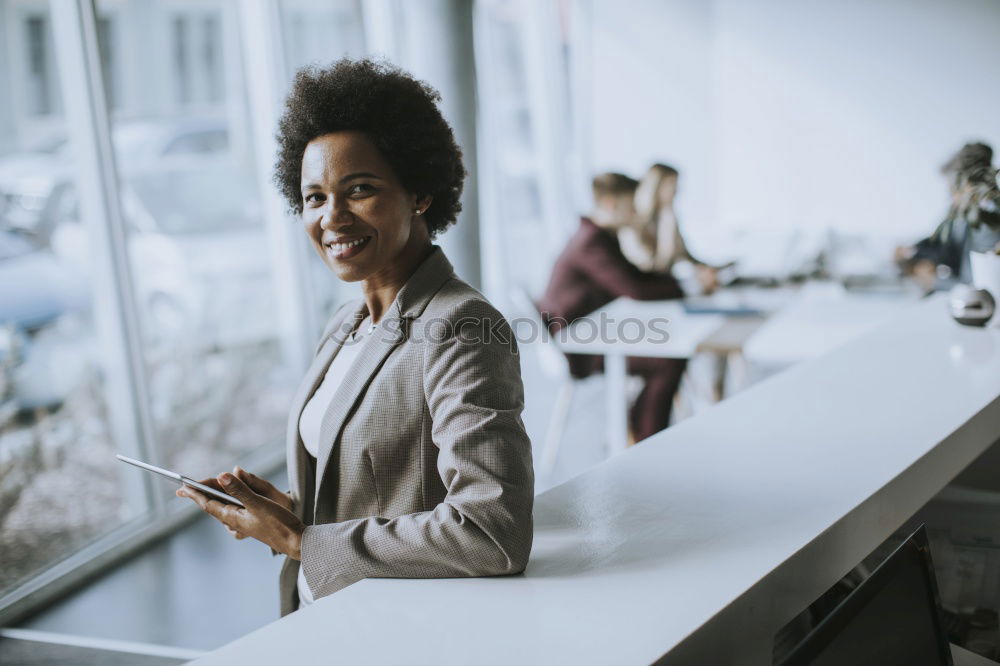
[326,236,372,260]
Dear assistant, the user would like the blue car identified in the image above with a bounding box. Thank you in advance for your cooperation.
[0,229,88,331]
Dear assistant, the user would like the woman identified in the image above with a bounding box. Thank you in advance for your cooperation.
[177,58,534,615]
[537,172,686,442]
[900,142,1000,287]
[619,163,720,292]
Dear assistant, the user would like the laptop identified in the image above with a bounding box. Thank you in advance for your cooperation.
[778,524,954,666]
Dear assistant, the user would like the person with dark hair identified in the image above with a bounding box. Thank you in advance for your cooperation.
[177,58,534,615]
[898,142,1000,287]
[590,171,642,211]
[537,172,687,444]
[620,163,721,293]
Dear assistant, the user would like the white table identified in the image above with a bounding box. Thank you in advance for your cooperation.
[557,299,725,452]
[553,286,798,452]
[192,296,1000,665]
[742,282,921,370]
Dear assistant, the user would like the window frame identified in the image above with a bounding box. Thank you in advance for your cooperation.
[0,0,293,625]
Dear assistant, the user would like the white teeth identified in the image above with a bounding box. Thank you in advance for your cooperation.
[328,238,367,252]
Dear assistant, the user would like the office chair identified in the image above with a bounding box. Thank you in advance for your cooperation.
[507,286,578,477]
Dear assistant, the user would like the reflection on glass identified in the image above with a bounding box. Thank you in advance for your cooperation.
[96,0,295,482]
[280,0,367,337]
[122,163,289,477]
[280,0,365,80]
[0,0,373,606]
[0,4,137,596]
[476,0,550,294]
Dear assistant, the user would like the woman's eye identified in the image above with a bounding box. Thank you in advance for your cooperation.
[349,184,375,196]
[304,193,324,204]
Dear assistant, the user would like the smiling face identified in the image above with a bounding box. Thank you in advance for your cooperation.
[300,131,431,285]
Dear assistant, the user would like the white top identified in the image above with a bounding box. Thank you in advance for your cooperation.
[295,316,375,606]
[194,296,1000,665]
[297,317,374,458]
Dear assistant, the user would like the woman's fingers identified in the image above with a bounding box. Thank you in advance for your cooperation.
[234,466,269,493]
[217,473,254,504]
[230,468,294,512]
[195,477,227,492]
[178,486,246,532]
[225,526,247,540]
[177,485,208,508]
[234,467,281,500]
[183,473,301,554]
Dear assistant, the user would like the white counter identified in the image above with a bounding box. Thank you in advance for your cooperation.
[557,298,725,358]
[192,296,1000,665]
[742,283,919,368]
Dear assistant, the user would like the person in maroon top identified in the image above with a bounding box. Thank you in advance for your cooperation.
[537,172,686,443]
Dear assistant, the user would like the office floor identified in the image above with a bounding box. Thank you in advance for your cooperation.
[8,356,610,655]
[10,468,288,654]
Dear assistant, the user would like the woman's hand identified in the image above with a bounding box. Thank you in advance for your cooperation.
[695,265,719,294]
[231,466,294,512]
[176,470,304,559]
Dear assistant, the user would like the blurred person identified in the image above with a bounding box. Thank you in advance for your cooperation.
[897,142,1000,289]
[620,163,721,293]
[177,58,534,615]
[537,172,687,443]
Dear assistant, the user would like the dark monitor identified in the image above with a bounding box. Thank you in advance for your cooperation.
[778,525,954,666]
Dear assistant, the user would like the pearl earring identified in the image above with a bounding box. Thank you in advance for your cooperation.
[414,208,423,215]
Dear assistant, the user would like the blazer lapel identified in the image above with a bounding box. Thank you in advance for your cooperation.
[285,302,363,522]
[314,307,407,509]
[309,246,458,512]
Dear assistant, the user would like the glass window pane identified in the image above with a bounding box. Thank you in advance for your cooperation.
[0,2,145,596]
[476,0,550,294]
[279,0,367,337]
[476,0,581,296]
[280,0,365,80]
[96,0,297,484]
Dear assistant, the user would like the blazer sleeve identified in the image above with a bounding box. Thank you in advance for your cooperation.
[297,298,535,596]
[580,233,685,300]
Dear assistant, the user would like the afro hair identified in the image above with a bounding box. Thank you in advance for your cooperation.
[274,58,466,237]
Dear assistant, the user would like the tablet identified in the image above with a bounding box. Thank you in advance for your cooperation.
[116,454,246,508]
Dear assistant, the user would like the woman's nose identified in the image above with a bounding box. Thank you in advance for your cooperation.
[320,197,352,230]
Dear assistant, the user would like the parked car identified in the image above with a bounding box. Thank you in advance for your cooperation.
[46,161,275,349]
[0,228,87,331]
[121,164,275,348]
[0,117,231,242]
[0,228,90,410]
[1,117,276,410]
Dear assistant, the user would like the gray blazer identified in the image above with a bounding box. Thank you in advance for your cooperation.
[278,247,534,615]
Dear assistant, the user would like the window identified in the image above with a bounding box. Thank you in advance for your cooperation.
[279,0,367,335]
[98,0,293,482]
[474,0,581,298]
[24,14,54,116]
[280,0,365,81]
[96,16,116,108]
[0,0,441,624]
[0,3,145,603]
[171,10,224,108]
[0,0,362,621]
[172,16,190,104]
[162,129,230,156]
